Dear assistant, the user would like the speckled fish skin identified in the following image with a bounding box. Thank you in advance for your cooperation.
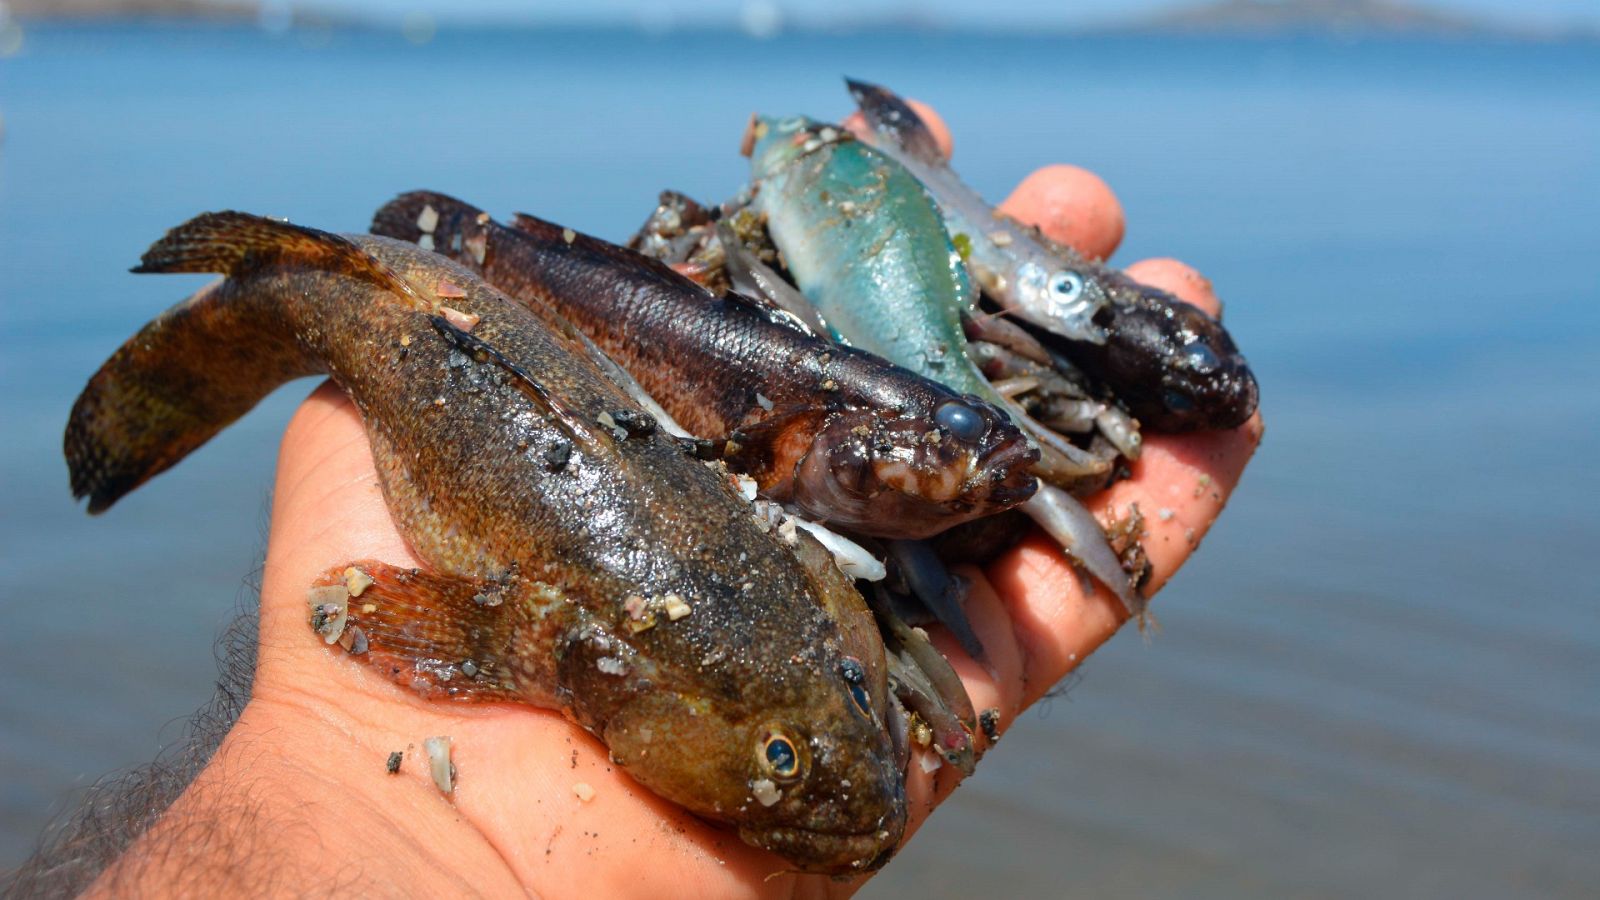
[846,78,1259,432]
[63,212,905,874]
[371,191,1038,541]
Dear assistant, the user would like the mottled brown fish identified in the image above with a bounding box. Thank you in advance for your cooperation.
[64,212,906,873]
[370,191,1038,541]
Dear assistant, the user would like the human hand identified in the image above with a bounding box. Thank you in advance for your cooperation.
[92,102,1261,899]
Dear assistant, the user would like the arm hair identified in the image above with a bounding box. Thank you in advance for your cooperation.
[2,600,263,898]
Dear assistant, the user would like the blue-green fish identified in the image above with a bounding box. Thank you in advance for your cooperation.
[746,115,1143,618]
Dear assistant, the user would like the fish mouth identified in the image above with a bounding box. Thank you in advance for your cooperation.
[972,431,1042,509]
[739,821,903,875]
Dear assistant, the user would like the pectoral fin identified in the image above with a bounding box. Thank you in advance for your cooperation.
[310,561,560,705]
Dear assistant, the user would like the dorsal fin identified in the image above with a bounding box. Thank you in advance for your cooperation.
[372,191,485,248]
[133,210,424,304]
[508,211,717,299]
[844,78,946,166]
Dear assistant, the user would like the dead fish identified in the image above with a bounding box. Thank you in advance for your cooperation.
[371,191,1039,541]
[846,77,1259,432]
[63,211,905,874]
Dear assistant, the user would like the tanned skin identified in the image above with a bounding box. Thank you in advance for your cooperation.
[8,100,1261,898]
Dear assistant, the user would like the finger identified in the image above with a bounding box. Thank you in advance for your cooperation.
[841,98,955,160]
[1125,257,1222,318]
[257,383,417,680]
[999,165,1126,262]
[986,411,1264,708]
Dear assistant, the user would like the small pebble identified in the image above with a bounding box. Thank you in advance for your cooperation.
[663,594,692,620]
[979,708,1002,744]
[307,585,349,644]
[338,624,368,655]
[751,778,782,807]
[424,736,453,795]
[609,408,656,437]
[386,751,403,774]
[544,440,572,471]
[440,306,480,332]
[573,781,596,802]
[344,566,374,597]
[1157,507,1175,522]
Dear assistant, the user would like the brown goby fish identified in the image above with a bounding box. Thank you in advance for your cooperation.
[63,212,906,874]
[370,191,1039,541]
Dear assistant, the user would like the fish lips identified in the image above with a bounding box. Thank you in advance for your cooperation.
[975,427,1042,508]
[740,817,906,875]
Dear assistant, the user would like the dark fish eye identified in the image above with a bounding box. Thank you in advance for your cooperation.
[840,657,871,717]
[763,734,800,780]
[1183,342,1221,373]
[934,401,986,442]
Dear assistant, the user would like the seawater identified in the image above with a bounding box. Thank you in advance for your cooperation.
[1,24,1596,896]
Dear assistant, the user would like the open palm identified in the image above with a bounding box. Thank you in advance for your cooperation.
[97,101,1261,898]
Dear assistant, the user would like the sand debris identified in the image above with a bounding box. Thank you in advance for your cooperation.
[424,736,454,795]
[440,306,480,332]
[344,566,374,597]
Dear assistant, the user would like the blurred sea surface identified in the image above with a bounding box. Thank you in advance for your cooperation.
[1,23,1596,897]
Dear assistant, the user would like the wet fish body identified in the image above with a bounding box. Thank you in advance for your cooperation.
[746,116,1145,617]
[65,212,905,873]
[371,191,1038,540]
[746,116,992,403]
[846,78,1259,432]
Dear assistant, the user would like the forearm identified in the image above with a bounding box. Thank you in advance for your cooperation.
[85,698,521,898]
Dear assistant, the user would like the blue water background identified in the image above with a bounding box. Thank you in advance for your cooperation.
[1,25,1597,896]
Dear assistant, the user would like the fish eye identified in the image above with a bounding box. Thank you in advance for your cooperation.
[1183,342,1221,373]
[934,401,986,442]
[840,657,872,717]
[761,732,803,782]
[1048,270,1085,303]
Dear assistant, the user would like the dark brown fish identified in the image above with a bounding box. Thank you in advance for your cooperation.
[370,191,1038,541]
[64,212,905,873]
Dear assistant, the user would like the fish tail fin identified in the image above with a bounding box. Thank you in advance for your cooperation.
[370,191,491,261]
[65,211,410,513]
[65,279,323,513]
[844,78,947,165]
